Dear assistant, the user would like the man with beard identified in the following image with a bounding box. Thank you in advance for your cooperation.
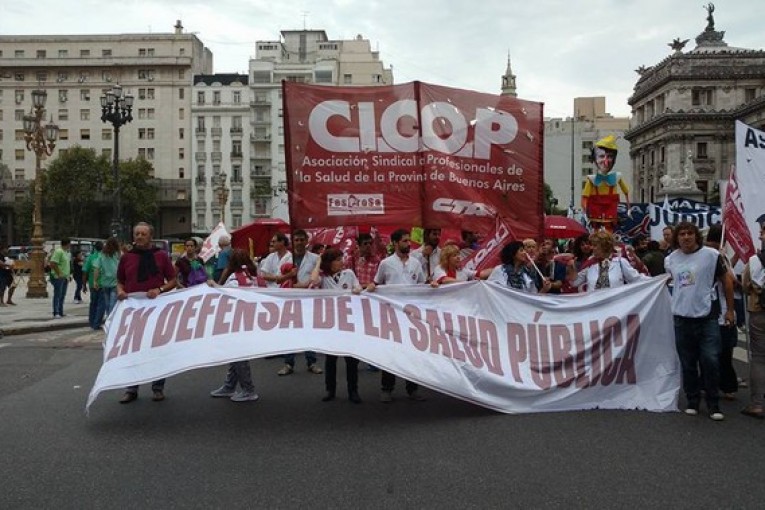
[116,222,177,404]
[665,221,733,421]
[411,228,441,283]
[367,228,427,402]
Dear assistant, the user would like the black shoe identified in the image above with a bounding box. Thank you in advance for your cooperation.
[120,392,137,404]
[348,391,362,404]
[321,392,335,402]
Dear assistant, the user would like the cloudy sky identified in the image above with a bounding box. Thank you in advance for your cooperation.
[3,0,762,118]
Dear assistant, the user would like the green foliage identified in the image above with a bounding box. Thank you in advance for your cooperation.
[43,146,109,236]
[544,183,563,215]
[111,158,159,227]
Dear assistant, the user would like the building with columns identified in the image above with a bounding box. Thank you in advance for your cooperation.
[624,8,765,204]
[0,21,212,242]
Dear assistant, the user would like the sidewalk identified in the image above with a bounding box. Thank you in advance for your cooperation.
[0,276,91,336]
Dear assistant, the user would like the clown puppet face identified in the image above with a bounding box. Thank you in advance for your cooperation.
[594,147,617,174]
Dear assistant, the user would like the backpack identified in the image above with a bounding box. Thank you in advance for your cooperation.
[185,260,209,286]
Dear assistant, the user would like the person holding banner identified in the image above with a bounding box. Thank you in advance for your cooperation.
[566,231,645,292]
[665,221,734,421]
[411,228,441,282]
[367,228,427,402]
[581,135,630,232]
[311,248,363,403]
[487,241,550,293]
[209,249,262,402]
[117,222,177,404]
[345,233,381,291]
[430,244,478,286]
[741,218,765,419]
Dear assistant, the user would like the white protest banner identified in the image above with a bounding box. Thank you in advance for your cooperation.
[198,222,231,262]
[735,120,765,242]
[88,278,680,414]
[648,200,720,240]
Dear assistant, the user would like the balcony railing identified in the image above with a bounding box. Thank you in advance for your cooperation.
[195,128,206,137]
[194,152,207,162]
[211,151,222,162]
[211,127,223,137]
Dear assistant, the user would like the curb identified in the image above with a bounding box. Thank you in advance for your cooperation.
[0,320,91,337]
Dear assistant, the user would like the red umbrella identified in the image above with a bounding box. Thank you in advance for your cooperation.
[544,215,588,239]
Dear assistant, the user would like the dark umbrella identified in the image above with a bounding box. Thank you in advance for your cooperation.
[544,215,588,239]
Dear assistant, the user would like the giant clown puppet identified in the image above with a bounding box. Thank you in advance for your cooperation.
[581,135,630,232]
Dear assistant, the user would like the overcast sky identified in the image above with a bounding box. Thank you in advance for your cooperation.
[3,0,762,118]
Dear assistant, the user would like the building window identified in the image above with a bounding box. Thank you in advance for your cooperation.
[80,49,90,57]
[36,49,46,58]
[147,148,155,160]
[59,129,68,140]
[80,129,90,140]
[80,89,90,101]
[58,89,68,102]
[36,72,49,82]
[139,48,146,56]
[197,91,205,104]
[692,88,713,106]
[147,108,155,119]
[697,142,708,159]
[139,128,146,139]
[213,91,221,105]
[15,168,25,179]
[58,49,68,58]
[14,73,24,82]
[15,90,24,104]
[178,70,185,79]
[80,109,90,121]
[102,129,112,140]
[15,149,25,160]
[15,109,25,121]
[179,148,185,159]
[179,88,185,99]
[15,130,25,141]
[138,148,146,159]
[57,71,68,82]
[14,50,24,58]
[315,70,333,83]
[745,88,757,103]
[233,91,241,104]
[179,128,184,139]
[343,74,352,84]
[179,168,185,178]
[147,48,155,56]
[252,71,271,83]
[102,49,112,57]
[102,148,112,158]
[147,88,155,99]
[178,108,184,120]
[660,146,665,163]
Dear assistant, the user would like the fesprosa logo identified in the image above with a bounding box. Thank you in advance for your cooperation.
[308,99,519,160]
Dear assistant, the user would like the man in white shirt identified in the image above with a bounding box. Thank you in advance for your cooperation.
[368,228,426,402]
[261,230,323,376]
[411,228,441,283]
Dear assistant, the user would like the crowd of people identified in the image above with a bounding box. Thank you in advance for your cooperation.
[33,215,764,420]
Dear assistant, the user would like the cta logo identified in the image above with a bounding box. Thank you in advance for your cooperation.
[327,194,385,216]
[432,198,495,217]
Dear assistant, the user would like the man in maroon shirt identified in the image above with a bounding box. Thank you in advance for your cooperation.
[117,222,177,404]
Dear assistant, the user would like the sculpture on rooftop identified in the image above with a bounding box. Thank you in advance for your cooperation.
[705,3,715,31]
[669,38,689,52]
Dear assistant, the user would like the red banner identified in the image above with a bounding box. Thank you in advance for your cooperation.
[723,165,756,261]
[283,81,543,239]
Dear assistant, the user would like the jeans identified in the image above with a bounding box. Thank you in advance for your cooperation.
[88,288,104,329]
[74,278,84,302]
[381,370,419,394]
[748,312,765,407]
[674,316,722,409]
[284,351,317,367]
[51,277,68,316]
[101,287,117,316]
[220,361,255,393]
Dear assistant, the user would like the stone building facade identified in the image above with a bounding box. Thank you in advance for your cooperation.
[625,10,765,204]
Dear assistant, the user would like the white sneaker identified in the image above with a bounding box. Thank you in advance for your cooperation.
[684,407,699,416]
[209,386,235,398]
[230,391,259,402]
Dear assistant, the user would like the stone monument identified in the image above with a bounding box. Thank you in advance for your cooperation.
[659,149,705,201]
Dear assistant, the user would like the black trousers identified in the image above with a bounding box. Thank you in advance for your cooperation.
[324,355,359,394]
[719,324,739,394]
[381,370,418,394]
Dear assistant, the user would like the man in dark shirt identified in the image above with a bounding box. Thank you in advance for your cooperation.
[116,222,177,404]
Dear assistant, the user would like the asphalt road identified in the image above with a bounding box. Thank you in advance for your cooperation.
[1,327,763,509]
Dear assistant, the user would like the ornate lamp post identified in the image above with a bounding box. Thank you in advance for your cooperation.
[100,85,133,239]
[213,172,229,225]
[22,90,59,298]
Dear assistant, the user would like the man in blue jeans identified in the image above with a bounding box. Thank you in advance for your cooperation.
[49,238,72,318]
[665,222,734,421]
[82,240,104,330]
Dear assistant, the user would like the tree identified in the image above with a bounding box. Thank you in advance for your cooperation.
[110,158,159,229]
[43,146,109,237]
[544,183,563,215]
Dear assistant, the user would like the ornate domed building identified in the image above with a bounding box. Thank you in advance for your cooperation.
[625,4,765,203]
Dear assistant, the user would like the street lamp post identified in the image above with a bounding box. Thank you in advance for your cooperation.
[213,172,229,225]
[100,85,133,239]
[22,90,60,298]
